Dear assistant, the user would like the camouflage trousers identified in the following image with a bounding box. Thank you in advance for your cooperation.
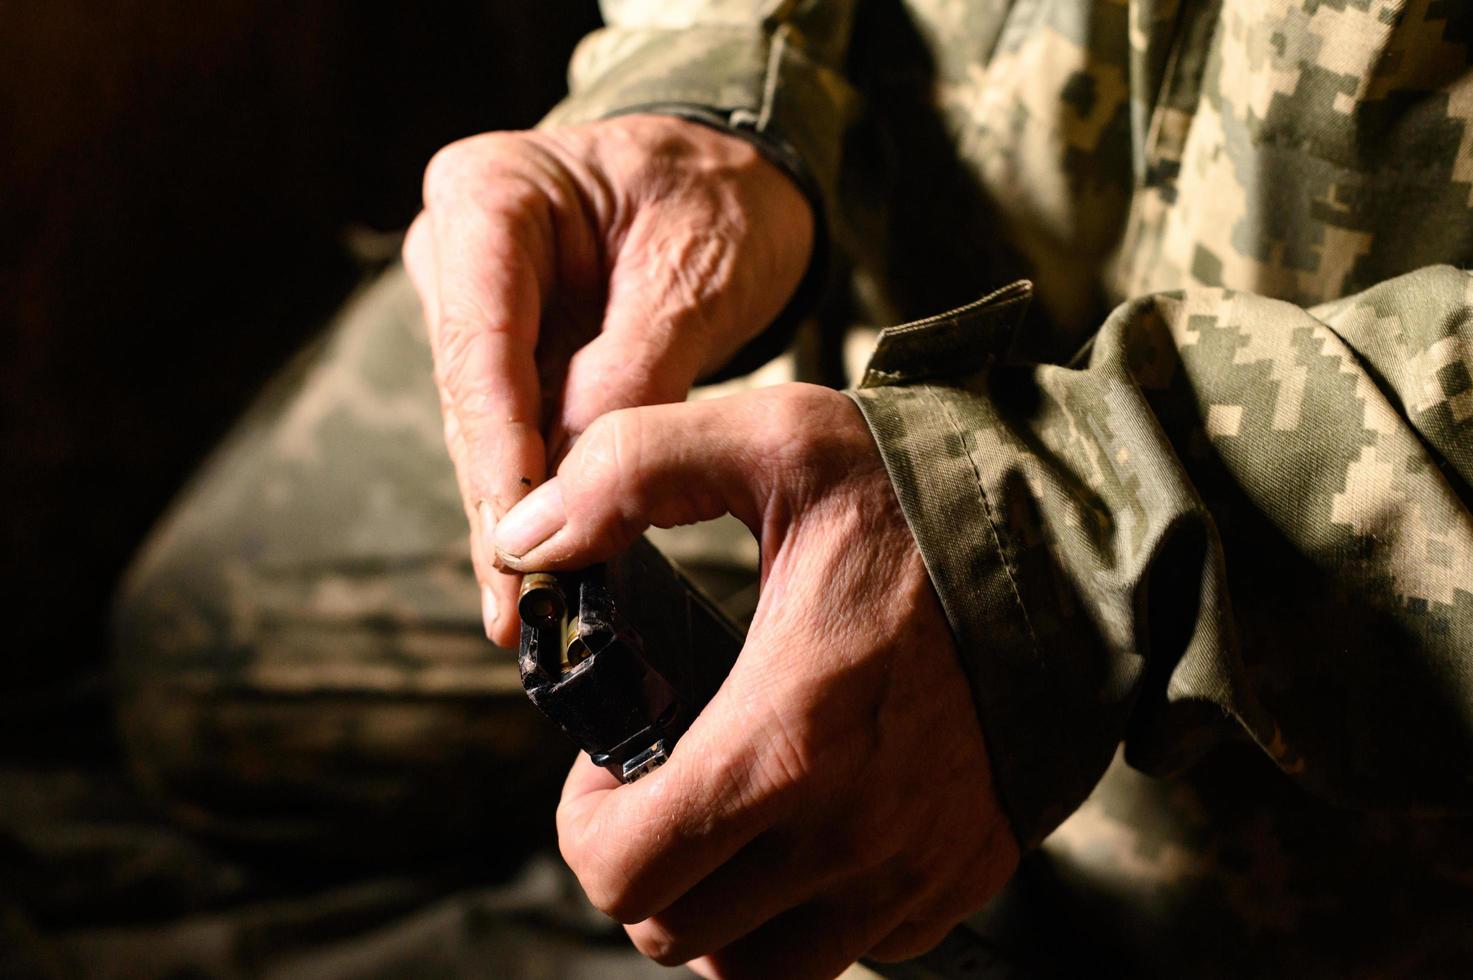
[114,267,1473,978]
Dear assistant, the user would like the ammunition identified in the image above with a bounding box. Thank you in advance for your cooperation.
[518,572,565,628]
[563,614,591,672]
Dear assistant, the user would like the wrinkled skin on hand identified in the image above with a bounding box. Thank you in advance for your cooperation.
[491,384,1021,979]
[404,115,813,646]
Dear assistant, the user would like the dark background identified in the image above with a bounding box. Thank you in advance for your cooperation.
[1,1,601,763]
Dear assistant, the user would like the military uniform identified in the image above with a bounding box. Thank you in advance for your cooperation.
[117,0,1473,975]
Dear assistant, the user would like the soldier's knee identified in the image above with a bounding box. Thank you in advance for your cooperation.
[110,516,571,858]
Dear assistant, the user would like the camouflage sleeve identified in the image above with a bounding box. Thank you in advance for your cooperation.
[849,267,1473,848]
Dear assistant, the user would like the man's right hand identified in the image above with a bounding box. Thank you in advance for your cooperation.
[404,115,815,647]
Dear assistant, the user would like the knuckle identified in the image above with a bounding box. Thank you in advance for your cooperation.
[751,708,819,803]
[558,820,648,923]
[422,139,479,204]
[431,316,486,399]
[432,326,518,430]
[578,875,622,918]
[440,411,468,470]
[826,813,900,880]
[423,134,504,195]
[868,919,952,962]
[424,133,548,218]
[575,408,643,490]
[582,873,644,923]
[554,808,586,872]
[576,409,619,455]
[627,919,687,966]
[852,801,907,866]
[559,845,630,919]
[401,213,428,268]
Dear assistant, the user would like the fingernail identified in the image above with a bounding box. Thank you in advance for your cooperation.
[477,499,496,561]
[494,479,565,559]
[481,584,498,641]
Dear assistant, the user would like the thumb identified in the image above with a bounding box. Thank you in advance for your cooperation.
[490,394,778,571]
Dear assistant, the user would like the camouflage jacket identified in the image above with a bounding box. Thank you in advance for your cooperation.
[545,0,1473,847]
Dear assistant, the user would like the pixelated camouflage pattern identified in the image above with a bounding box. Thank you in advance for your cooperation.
[846,751,1473,977]
[853,264,1473,853]
[1020,750,1473,977]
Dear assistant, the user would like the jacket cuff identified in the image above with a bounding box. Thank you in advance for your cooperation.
[846,282,1090,848]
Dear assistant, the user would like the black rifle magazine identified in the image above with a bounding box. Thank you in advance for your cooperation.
[516,535,745,783]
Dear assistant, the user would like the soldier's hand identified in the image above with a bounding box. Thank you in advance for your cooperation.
[404,115,813,647]
[490,384,1020,979]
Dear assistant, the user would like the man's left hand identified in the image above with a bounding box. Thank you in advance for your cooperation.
[491,383,1020,979]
